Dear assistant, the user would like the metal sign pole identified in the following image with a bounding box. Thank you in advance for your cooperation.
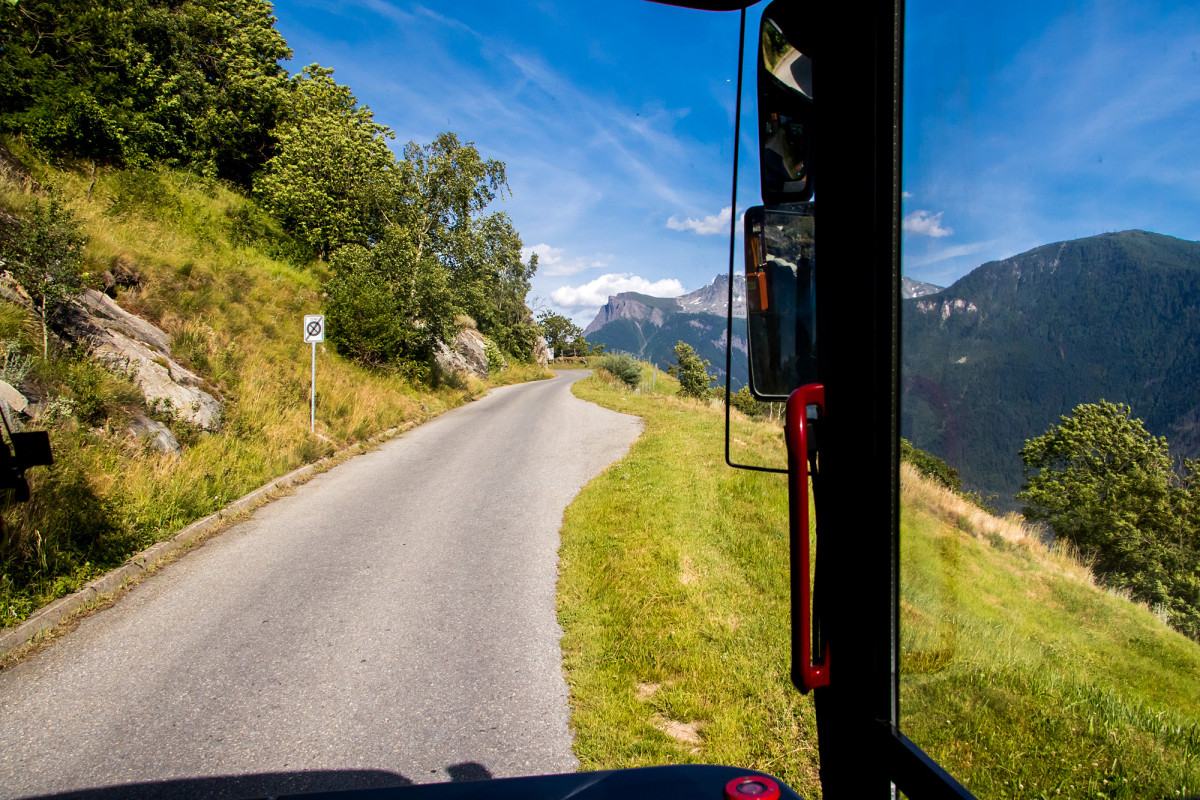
[303,314,325,434]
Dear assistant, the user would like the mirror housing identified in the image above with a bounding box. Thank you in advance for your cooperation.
[744,205,816,401]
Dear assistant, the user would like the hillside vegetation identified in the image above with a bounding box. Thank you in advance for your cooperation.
[0,147,547,628]
[560,365,1200,799]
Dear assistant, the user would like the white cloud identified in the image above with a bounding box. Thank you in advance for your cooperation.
[902,209,954,238]
[902,191,914,199]
[667,205,734,235]
[551,273,686,310]
[521,243,608,277]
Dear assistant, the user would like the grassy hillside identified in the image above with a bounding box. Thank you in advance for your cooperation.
[560,369,1200,799]
[0,146,548,628]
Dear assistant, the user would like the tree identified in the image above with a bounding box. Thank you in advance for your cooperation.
[254,64,396,258]
[537,311,588,358]
[1,196,86,358]
[324,223,455,371]
[670,340,713,399]
[0,0,292,179]
[1017,401,1181,579]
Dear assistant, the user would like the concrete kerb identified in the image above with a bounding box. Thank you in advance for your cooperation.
[0,420,418,660]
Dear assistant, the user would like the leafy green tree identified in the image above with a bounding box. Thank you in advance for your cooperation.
[1017,402,1177,574]
[324,223,455,370]
[730,385,764,417]
[670,340,713,399]
[0,0,292,179]
[1,196,86,358]
[254,64,396,258]
[537,311,589,358]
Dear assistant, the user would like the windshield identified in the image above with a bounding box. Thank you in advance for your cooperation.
[899,1,1200,796]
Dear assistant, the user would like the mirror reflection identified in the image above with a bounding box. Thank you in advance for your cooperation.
[759,17,814,203]
[744,205,816,400]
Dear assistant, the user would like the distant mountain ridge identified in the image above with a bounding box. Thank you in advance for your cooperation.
[584,271,950,391]
[903,229,1200,505]
[583,275,747,387]
[584,274,746,337]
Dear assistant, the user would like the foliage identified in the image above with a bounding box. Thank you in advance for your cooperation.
[669,340,713,399]
[253,65,395,259]
[0,0,293,183]
[323,230,455,369]
[1017,401,1200,641]
[0,195,86,358]
[594,353,641,389]
[900,438,962,493]
[538,310,591,358]
[730,385,762,417]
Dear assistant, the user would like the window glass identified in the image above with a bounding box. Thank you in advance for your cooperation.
[899,2,1200,797]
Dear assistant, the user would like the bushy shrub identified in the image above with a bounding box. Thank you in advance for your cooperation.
[731,385,762,417]
[900,438,962,493]
[595,353,641,389]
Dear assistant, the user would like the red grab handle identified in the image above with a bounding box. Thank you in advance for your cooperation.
[786,383,830,692]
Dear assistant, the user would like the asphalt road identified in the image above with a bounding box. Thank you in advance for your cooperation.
[0,370,641,799]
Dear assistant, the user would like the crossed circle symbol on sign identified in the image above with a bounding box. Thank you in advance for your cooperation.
[307,320,323,337]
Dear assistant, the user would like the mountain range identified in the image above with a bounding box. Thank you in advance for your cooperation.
[903,229,1200,506]
[584,273,948,391]
[583,274,750,389]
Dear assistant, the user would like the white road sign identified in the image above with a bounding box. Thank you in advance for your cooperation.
[303,314,325,344]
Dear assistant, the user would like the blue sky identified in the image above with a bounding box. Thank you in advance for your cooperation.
[271,1,1200,322]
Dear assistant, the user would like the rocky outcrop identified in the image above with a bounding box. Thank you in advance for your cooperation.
[584,294,676,337]
[433,328,500,380]
[56,289,222,430]
[0,379,28,415]
[532,335,550,368]
[677,274,747,317]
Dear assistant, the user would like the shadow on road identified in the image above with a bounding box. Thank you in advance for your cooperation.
[20,763,494,800]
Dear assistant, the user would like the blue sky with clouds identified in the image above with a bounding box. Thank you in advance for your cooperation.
[271,1,1200,322]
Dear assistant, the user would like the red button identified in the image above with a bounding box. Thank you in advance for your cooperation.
[725,775,781,800]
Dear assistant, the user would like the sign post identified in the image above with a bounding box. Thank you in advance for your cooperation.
[303,315,325,432]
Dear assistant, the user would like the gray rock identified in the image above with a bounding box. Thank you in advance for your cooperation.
[75,289,170,354]
[433,328,497,380]
[533,335,550,368]
[51,287,222,430]
[127,413,181,455]
[0,379,28,414]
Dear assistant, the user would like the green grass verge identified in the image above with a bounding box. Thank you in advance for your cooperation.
[559,371,819,796]
[560,375,1200,799]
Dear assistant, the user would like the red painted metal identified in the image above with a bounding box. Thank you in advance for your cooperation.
[786,383,830,692]
[725,775,782,800]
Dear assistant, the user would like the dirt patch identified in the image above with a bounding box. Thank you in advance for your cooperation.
[636,682,661,701]
[679,554,699,586]
[653,713,704,746]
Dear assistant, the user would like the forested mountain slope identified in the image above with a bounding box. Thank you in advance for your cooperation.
[903,230,1200,503]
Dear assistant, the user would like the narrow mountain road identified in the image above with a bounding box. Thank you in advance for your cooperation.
[0,371,640,799]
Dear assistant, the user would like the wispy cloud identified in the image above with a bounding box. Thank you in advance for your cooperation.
[551,273,686,311]
[902,210,954,238]
[521,243,608,277]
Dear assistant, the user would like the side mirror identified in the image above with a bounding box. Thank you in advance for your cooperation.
[744,206,816,400]
[758,4,814,205]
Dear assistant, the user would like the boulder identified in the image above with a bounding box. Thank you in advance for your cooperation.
[433,328,496,380]
[0,379,28,415]
[128,412,181,456]
[532,335,550,368]
[54,289,222,430]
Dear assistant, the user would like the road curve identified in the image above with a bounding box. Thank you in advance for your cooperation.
[0,370,641,799]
